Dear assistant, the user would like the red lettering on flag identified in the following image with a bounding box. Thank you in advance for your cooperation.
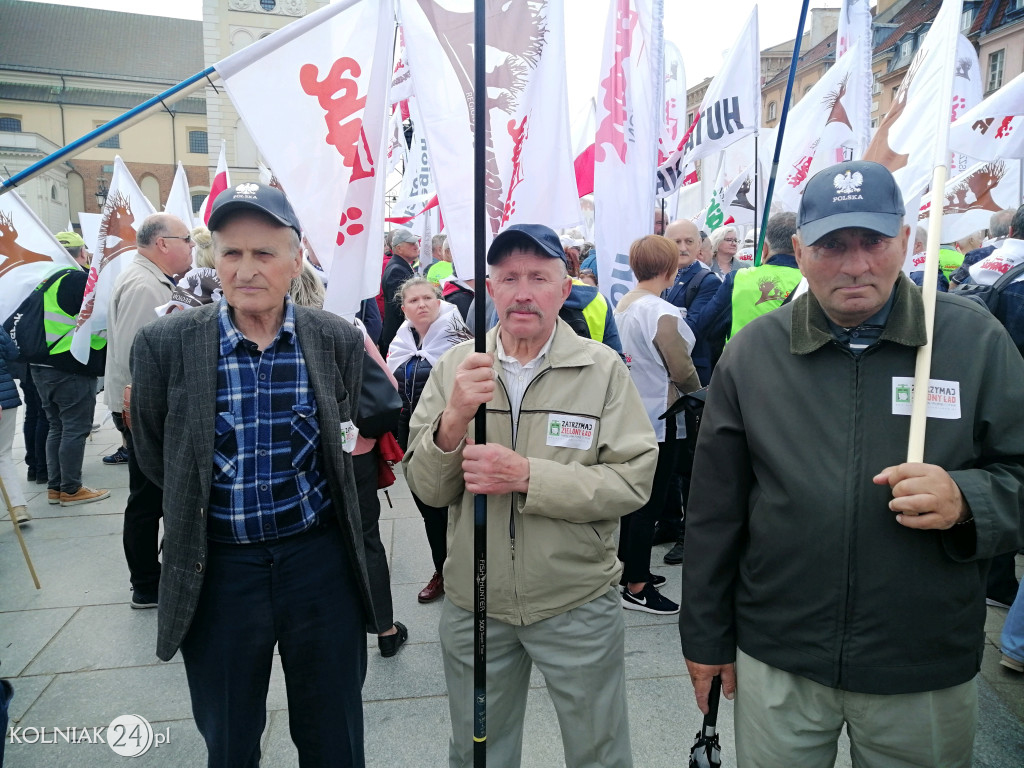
[594,0,638,164]
[501,116,529,226]
[300,58,368,173]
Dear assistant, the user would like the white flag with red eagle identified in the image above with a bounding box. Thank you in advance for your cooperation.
[214,0,394,317]
[948,71,1024,161]
[200,141,230,225]
[0,189,78,326]
[399,0,580,280]
[593,0,664,306]
[918,159,1022,242]
[71,155,156,362]
[770,41,871,213]
[862,0,962,201]
[656,6,758,197]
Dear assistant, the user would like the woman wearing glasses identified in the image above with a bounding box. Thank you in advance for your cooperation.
[708,226,750,277]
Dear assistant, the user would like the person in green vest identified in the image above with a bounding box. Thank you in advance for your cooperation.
[698,212,803,350]
[425,234,453,284]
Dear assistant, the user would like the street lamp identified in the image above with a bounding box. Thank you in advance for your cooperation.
[95,175,109,209]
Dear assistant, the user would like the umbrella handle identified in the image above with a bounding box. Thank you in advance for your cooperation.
[704,674,722,730]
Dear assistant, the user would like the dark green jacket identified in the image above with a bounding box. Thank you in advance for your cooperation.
[681,274,1024,694]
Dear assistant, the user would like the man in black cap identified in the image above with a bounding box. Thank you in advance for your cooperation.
[130,183,376,766]
[405,223,657,767]
[680,161,1024,765]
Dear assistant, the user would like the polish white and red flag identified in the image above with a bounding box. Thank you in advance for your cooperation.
[593,0,664,305]
[948,70,1024,161]
[399,0,580,280]
[200,140,230,225]
[0,189,78,325]
[214,0,394,317]
[771,41,871,213]
[656,6,758,197]
[165,161,195,234]
[71,155,156,362]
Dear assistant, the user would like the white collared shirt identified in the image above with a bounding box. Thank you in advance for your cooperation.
[496,327,555,444]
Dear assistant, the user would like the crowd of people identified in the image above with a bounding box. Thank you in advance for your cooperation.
[2,160,1023,767]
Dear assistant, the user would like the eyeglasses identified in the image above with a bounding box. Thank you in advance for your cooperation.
[723,238,738,243]
[162,234,193,244]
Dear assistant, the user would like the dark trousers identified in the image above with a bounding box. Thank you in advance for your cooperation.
[180,520,367,768]
[619,433,681,585]
[31,366,96,493]
[114,412,163,595]
[988,551,1021,606]
[412,493,448,574]
[353,449,393,633]
[18,367,48,478]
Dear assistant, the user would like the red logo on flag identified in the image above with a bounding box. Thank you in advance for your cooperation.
[300,57,373,179]
[595,0,638,164]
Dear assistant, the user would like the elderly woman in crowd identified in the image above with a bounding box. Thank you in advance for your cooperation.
[709,225,748,276]
[387,276,471,603]
[613,235,701,616]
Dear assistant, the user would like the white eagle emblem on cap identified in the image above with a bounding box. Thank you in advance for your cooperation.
[833,170,863,195]
[235,183,259,194]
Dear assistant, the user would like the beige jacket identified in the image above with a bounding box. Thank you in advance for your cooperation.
[404,320,658,625]
[104,255,176,413]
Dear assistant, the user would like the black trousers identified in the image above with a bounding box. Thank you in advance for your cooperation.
[115,412,163,596]
[353,449,394,633]
[619,429,681,584]
[180,520,367,768]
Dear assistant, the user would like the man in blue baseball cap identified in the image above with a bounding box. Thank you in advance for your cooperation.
[681,161,1024,765]
[405,223,657,767]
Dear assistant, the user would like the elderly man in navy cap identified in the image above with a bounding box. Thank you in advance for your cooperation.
[405,224,657,768]
[130,183,375,767]
[680,161,1024,766]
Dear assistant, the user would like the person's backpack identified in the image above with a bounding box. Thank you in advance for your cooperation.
[665,268,714,310]
[951,262,1024,355]
[3,269,73,363]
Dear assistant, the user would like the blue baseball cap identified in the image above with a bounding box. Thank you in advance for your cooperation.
[798,161,905,246]
[208,182,302,237]
[487,223,567,265]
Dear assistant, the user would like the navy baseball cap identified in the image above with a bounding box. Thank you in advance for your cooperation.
[487,223,567,265]
[798,161,905,246]
[207,182,302,237]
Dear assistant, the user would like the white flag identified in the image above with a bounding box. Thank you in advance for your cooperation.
[948,71,1024,160]
[71,156,156,362]
[78,212,101,260]
[399,0,581,279]
[659,40,687,167]
[863,0,963,200]
[390,99,436,222]
[949,34,983,176]
[593,0,664,305]
[772,41,871,212]
[165,162,195,232]
[919,159,1022,243]
[836,0,872,159]
[0,190,78,325]
[215,0,393,298]
[656,6,758,196]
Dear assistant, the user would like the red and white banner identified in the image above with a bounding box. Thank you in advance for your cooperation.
[919,159,1022,242]
[165,161,195,233]
[656,6,758,196]
[593,0,664,305]
[836,0,872,159]
[71,155,156,362]
[201,140,229,225]
[659,40,686,167]
[949,70,1024,160]
[399,0,580,279]
[0,189,78,325]
[863,0,963,200]
[772,41,872,212]
[949,34,983,176]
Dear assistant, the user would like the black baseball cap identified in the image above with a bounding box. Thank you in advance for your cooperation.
[798,161,905,246]
[487,223,567,265]
[207,182,302,237]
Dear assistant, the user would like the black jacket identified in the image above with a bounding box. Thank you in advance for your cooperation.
[379,255,414,353]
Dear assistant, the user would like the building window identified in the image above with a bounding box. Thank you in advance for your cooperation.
[260,0,276,10]
[0,116,21,132]
[987,50,1005,92]
[899,39,912,60]
[188,130,208,155]
[51,184,58,200]
[191,193,207,214]
[960,8,975,31]
[892,86,899,99]
[96,125,120,149]
[1012,0,1023,11]
[767,101,777,121]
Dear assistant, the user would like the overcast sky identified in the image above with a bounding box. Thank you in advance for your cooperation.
[21,0,837,87]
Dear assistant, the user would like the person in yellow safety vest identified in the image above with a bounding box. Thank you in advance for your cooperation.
[425,234,453,284]
[698,212,803,353]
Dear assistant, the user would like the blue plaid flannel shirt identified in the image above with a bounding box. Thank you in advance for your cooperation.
[207,298,330,544]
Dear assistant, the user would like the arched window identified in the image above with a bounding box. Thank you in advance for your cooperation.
[140,174,161,209]
[51,184,58,200]
[66,171,85,222]
[767,101,777,121]
[0,116,22,132]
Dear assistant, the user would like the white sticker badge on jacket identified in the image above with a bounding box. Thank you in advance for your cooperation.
[546,414,596,450]
[340,421,359,453]
[891,378,961,419]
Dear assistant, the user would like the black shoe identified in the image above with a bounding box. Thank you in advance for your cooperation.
[34,472,48,485]
[130,590,158,609]
[103,447,129,465]
[663,540,685,566]
[378,621,408,658]
[621,583,680,615]
[652,520,682,545]
[619,573,667,589]
[27,469,36,482]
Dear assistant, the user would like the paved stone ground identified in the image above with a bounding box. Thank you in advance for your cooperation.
[2,404,1023,766]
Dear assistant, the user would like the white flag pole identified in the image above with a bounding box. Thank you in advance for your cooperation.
[907,0,963,463]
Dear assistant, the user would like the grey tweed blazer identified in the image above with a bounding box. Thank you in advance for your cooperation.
[130,302,374,661]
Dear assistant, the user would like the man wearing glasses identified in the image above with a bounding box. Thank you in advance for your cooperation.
[107,213,195,609]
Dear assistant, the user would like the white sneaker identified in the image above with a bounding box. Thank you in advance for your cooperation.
[12,506,31,526]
